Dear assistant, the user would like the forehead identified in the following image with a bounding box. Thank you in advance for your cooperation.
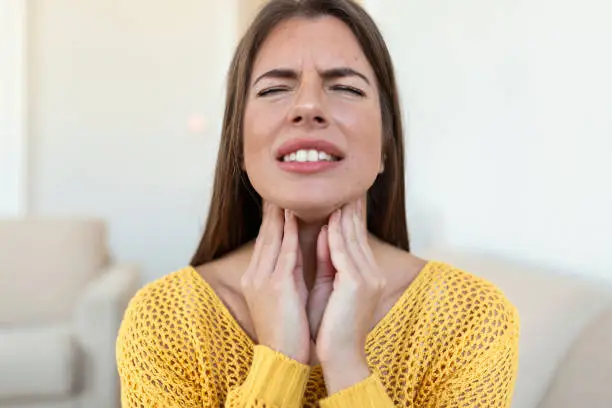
[252,16,374,76]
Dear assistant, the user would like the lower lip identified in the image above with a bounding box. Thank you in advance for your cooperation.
[277,160,342,174]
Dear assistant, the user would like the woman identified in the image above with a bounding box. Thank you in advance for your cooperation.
[116,0,519,407]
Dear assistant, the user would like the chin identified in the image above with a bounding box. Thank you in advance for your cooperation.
[267,190,362,224]
[253,176,372,221]
[261,190,337,220]
[280,198,339,222]
[292,208,336,224]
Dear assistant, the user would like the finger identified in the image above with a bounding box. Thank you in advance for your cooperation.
[328,209,359,279]
[294,240,307,293]
[353,198,377,270]
[351,200,383,290]
[273,209,299,278]
[295,236,304,271]
[340,201,370,277]
[316,226,335,280]
[252,203,284,280]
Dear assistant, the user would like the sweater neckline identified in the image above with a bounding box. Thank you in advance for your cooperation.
[187,260,434,350]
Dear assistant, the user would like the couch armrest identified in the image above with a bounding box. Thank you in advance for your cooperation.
[73,263,140,408]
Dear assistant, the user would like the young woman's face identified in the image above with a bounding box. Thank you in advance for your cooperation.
[243,16,383,221]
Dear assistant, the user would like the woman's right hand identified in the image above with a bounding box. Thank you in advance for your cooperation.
[240,202,311,364]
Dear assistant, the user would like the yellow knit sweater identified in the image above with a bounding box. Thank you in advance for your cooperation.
[116,261,519,408]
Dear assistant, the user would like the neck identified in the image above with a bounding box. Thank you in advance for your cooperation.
[297,217,326,291]
[295,198,371,290]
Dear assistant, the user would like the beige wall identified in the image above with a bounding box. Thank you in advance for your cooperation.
[238,0,269,35]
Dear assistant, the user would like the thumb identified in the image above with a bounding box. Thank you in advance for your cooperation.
[316,226,335,281]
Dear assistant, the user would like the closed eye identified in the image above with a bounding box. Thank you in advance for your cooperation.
[256,86,290,97]
[331,85,366,97]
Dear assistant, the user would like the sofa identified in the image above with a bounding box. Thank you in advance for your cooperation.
[418,249,612,408]
[0,218,140,408]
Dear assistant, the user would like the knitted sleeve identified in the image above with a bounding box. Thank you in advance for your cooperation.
[117,293,311,407]
[317,328,518,408]
[225,345,311,408]
[319,374,395,408]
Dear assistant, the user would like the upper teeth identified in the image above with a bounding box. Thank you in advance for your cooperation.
[282,149,337,162]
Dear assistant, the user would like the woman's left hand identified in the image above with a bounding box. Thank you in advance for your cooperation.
[315,198,386,394]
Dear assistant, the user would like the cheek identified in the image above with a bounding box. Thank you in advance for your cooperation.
[350,104,384,170]
[242,106,270,165]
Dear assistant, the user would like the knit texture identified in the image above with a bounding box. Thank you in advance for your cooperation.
[117,261,519,407]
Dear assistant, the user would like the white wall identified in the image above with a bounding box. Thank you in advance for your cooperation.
[366,0,612,280]
[29,1,238,281]
[0,0,27,216]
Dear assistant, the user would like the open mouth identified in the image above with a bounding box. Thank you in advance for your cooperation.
[275,139,346,165]
[279,149,341,163]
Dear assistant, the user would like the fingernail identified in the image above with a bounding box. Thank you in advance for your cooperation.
[284,209,291,220]
[321,225,328,232]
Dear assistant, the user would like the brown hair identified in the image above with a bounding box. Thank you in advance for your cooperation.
[190,0,408,267]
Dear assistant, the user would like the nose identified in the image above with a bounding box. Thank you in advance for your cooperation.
[288,84,329,129]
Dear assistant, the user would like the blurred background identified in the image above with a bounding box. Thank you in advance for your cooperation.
[1,0,611,407]
[2,0,610,283]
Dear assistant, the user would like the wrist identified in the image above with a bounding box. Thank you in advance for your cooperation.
[261,337,310,365]
[321,352,370,395]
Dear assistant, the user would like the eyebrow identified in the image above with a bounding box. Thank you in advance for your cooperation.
[252,67,371,86]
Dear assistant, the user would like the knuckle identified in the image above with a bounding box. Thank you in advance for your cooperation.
[270,276,292,294]
[261,234,275,248]
[241,272,265,292]
[361,276,385,296]
[240,280,251,294]
[345,275,362,292]
[254,235,268,250]
[279,259,293,274]
[270,279,284,292]
[277,248,296,266]
[240,275,253,290]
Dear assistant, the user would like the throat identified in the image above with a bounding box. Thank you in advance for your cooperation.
[297,218,326,291]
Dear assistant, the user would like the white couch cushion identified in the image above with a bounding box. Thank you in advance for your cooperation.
[0,325,76,400]
[0,218,108,324]
[538,304,612,408]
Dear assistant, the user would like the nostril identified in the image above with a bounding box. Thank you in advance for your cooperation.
[314,116,325,124]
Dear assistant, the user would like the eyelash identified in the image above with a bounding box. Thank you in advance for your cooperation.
[256,85,366,97]
[256,87,289,97]
[331,85,366,97]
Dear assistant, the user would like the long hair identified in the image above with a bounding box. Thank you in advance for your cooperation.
[191,0,408,266]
